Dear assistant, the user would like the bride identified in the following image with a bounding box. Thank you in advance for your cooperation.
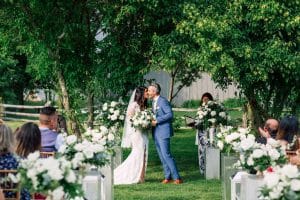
[114,86,149,185]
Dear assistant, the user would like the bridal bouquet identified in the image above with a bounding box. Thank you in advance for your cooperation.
[195,100,228,130]
[215,126,251,154]
[235,138,287,174]
[260,164,300,199]
[95,100,126,128]
[58,127,117,168]
[131,109,154,130]
[16,151,84,200]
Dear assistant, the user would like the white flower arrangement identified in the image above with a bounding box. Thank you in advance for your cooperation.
[235,138,287,174]
[95,100,126,128]
[130,109,154,130]
[58,126,119,168]
[215,126,251,154]
[195,100,228,130]
[259,164,300,199]
[15,151,84,200]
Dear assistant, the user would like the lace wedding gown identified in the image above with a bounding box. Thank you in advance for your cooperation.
[114,102,149,185]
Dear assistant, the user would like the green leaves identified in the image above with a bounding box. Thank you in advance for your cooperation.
[178,0,300,125]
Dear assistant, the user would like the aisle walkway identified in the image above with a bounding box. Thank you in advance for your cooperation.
[114,129,221,200]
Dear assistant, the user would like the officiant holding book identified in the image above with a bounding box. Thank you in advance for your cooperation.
[195,92,214,175]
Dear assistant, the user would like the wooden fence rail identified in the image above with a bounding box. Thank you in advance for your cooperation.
[1,103,243,124]
[0,103,42,122]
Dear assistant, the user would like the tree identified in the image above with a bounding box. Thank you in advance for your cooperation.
[0,6,39,104]
[99,0,201,102]
[178,0,300,128]
[1,1,104,134]
[150,31,202,102]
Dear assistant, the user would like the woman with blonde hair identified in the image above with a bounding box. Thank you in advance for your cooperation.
[0,121,18,169]
[0,121,18,199]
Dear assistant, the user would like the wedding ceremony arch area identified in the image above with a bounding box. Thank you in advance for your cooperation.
[1,0,300,200]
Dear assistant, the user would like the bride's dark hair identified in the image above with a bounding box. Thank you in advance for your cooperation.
[134,86,147,110]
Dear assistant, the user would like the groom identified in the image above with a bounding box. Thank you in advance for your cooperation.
[148,83,182,184]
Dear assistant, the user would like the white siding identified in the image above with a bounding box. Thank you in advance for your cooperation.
[144,71,239,106]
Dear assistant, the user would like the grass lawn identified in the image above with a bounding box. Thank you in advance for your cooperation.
[114,128,222,200]
[4,108,241,200]
[5,120,23,131]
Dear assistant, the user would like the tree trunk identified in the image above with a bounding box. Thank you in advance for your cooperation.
[168,75,175,102]
[57,68,81,136]
[87,92,94,128]
[242,103,248,128]
[246,96,268,130]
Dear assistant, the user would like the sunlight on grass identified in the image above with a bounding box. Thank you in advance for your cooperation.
[114,129,222,200]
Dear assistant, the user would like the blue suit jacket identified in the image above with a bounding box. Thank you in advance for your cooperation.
[153,96,174,139]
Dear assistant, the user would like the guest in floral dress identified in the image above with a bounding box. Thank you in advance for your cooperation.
[0,122,19,199]
[15,122,42,200]
[196,92,213,175]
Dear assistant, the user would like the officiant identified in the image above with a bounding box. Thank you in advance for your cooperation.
[195,92,214,175]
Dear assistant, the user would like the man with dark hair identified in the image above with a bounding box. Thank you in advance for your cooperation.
[39,106,64,152]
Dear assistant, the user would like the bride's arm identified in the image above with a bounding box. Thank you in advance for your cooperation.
[127,102,137,118]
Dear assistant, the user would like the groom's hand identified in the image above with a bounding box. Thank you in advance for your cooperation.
[151,120,157,127]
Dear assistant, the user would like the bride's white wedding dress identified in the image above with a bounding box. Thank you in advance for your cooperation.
[114,101,149,185]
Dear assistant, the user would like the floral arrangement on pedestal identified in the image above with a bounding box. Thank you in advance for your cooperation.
[235,138,287,174]
[15,151,84,200]
[130,109,154,131]
[195,100,228,130]
[195,101,228,145]
[95,100,126,128]
[58,126,118,168]
[215,126,251,154]
[259,164,300,199]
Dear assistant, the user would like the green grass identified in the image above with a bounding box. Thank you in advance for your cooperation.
[4,109,243,200]
[5,121,24,131]
[114,129,222,200]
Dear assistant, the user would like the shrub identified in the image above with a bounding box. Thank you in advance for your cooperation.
[181,99,200,108]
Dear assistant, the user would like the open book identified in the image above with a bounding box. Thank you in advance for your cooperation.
[184,115,196,127]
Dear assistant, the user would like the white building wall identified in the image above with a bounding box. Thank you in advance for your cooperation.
[144,71,239,106]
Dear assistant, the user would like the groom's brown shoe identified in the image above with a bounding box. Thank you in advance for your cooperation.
[174,179,183,184]
[161,179,172,184]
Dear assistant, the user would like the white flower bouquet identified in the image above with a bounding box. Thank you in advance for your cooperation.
[195,100,228,130]
[130,109,154,130]
[259,164,300,199]
[16,151,84,200]
[95,100,126,128]
[235,138,287,174]
[215,126,251,154]
[58,127,118,168]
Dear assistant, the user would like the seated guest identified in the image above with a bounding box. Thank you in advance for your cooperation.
[257,119,279,144]
[57,114,68,133]
[1,122,34,200]
[0,122,18,169]
[15,122,41,200]
[39,106,63,151]
[15,122,41,158]
[276,115,299,147]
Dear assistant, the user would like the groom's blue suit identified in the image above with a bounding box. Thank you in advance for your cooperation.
[153,96,180,180]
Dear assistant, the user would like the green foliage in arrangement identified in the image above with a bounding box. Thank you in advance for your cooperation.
[177,0,300,127]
